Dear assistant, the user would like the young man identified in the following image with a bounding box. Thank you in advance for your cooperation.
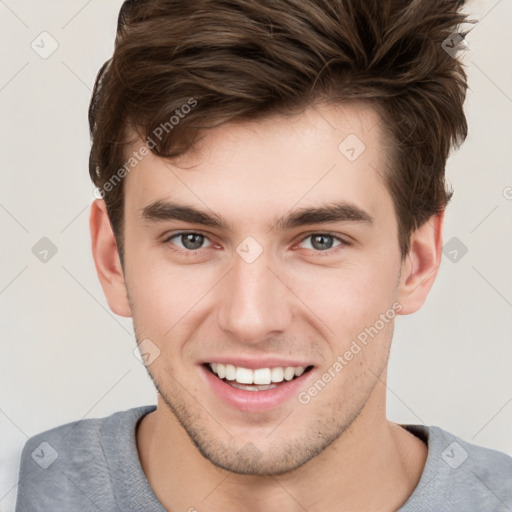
[15,0,512,510]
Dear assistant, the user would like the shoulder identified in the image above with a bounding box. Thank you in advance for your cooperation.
[403,424,512,511]
[429,425,512,482]
[15,405,155,512]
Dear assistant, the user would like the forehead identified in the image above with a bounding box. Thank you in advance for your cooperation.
[123,102,392,228]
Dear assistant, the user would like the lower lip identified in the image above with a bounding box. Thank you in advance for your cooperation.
[200,365,314,413]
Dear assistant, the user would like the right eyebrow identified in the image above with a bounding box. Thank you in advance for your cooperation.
[141,201,232,231]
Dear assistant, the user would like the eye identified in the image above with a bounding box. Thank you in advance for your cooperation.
[165,232,212,252]
[163,231,348,256]
[299,233,345,252]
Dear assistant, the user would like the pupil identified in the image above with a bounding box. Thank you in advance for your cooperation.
[312,234,333,250]
[183,233,203,250]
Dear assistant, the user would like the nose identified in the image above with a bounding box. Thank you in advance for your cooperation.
[216,247,293,344]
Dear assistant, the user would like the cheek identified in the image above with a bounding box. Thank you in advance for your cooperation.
[125,252,220,339]
[286,259,399,340]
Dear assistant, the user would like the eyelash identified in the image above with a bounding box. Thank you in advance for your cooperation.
[163,231,350,257]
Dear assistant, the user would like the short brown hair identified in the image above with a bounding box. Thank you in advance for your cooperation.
[89,0,474,263]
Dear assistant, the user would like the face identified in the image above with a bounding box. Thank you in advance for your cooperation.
[118,102,407,475]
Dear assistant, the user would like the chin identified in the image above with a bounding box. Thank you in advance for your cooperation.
[196,441,319,476]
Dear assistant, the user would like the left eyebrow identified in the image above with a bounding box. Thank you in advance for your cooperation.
[141,199,374,232]
[269,201,374,231]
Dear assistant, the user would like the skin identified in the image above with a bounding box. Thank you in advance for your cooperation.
[90,101,443,511]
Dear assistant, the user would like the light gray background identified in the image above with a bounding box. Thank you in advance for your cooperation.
[1,1,511,510]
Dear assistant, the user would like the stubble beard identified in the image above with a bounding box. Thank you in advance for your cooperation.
[142,357,382,476]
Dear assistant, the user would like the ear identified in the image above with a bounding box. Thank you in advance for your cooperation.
[89,199,132,318]
[396,211,444,315]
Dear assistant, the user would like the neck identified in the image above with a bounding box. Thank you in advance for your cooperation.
[136,380,427,512]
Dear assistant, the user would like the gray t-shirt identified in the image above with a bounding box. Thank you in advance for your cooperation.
[15,405,512,511]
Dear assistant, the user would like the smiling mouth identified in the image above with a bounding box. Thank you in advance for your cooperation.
[204,362,314,391]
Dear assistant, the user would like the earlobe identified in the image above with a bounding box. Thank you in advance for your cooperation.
[397,211,444,315]
[89,199,132,318]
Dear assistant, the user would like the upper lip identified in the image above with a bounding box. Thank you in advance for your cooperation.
[201,357,314,369]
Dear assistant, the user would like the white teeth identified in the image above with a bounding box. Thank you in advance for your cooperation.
[208,363,308,385]
[225,364,236,381]
[230,382,277,392]
[253,368,272,385]
[283,367,295,381]
[236,367,253,384]
[270,367,284,383]
[216,363,226,379]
